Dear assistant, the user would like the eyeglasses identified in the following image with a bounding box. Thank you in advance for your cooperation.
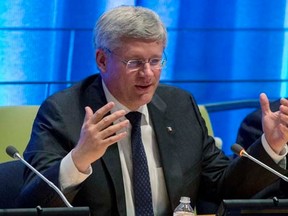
[104,48,166,72]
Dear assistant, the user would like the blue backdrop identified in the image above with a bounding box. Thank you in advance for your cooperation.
[1,0,288,154]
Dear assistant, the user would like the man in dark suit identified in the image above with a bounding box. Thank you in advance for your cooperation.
[18,6,288,215]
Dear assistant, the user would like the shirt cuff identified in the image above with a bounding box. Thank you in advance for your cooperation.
[261,134,288,164]
[59,151,92,191]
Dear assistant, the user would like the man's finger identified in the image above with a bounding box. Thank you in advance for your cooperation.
[90,102,115,123]
[84,106,94,123]
[260,93,271,116]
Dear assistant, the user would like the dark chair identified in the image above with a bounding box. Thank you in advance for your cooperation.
[0,160,25,208]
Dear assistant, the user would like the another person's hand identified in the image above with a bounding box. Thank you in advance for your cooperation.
[260,93,288,154]
[72,102,129,172]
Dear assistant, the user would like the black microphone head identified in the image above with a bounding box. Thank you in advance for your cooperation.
[231,143,245,156]
[6,145,19,158]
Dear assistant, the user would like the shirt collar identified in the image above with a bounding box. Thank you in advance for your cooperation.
[102,80,149,124]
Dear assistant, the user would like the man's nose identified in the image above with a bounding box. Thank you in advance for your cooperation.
[140,62,153,76]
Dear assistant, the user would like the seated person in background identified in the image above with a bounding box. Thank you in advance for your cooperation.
[236,98,282,150]
[236,98,288,198]
[17,6,288,216]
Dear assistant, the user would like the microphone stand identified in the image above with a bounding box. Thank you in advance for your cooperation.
[14,152,73,208]
[241,151,288,182]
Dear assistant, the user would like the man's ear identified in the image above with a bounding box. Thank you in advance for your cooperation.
[96,49,107,73]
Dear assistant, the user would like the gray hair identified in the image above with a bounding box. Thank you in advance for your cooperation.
[93,6,167,51]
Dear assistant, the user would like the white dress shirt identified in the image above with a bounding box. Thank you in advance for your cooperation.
[261,134,288,168]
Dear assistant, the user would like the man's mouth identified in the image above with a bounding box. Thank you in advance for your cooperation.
[135,84,152,90]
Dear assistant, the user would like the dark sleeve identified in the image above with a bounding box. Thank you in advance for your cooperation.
[17,96,84,207]
[178,94,286,202]
[221,99,288,198]
[220,138,288,198]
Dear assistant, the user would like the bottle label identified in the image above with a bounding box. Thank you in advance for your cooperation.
[173,211,195,216]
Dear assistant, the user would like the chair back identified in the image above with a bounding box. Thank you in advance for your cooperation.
[198,105,214,136]
[198,105,222,149]
[0,106,39,162]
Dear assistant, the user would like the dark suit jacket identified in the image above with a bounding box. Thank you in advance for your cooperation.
[17,75,288,215]
[236,99,288,199]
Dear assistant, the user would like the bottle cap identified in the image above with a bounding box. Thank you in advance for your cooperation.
[180,196,190,203]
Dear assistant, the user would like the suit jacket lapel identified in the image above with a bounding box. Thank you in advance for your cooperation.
[102,145,126,215]
[84,75,107,112]
[85,75,126,215]
[148,93,183,210]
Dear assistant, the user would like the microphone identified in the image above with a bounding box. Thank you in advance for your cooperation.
[6,145,73,208]
[231,143,288,182]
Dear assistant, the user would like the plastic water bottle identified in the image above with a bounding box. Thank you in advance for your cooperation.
[173,196,195,216]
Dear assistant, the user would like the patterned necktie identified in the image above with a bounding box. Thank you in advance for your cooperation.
[125,112,154,216]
